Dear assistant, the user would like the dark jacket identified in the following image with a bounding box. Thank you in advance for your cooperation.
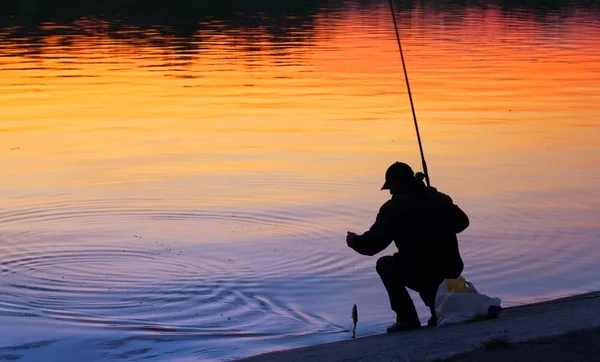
[351,181,469,278]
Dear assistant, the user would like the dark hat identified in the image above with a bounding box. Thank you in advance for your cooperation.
[381,162,414,190]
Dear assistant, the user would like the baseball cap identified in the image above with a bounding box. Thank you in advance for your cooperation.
[381,162,415,190]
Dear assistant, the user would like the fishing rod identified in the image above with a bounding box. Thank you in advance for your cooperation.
[388,0,431,187]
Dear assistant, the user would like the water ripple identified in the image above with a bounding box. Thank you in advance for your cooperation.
[0,246,347,339]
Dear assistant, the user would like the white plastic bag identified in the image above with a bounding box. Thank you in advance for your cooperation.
[434,277,501,327]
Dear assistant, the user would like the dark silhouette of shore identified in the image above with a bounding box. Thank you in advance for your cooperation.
[0,0,596,57]
[1,0,596,33]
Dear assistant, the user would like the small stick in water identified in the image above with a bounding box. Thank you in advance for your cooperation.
[351,304,358,338]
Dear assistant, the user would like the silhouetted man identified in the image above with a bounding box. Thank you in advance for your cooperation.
[346,161,469,332]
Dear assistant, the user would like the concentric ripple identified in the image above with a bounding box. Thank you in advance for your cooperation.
[0,246,347,338]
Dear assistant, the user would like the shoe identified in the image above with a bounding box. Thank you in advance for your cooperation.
[386,319,421,333]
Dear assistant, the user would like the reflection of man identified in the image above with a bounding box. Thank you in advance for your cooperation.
[346,162,469,332]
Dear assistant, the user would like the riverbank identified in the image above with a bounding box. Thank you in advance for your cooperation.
[237,291,600,362]
[444,326,600,362]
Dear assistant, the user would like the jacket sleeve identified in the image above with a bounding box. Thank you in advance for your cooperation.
[451,204,469,233]
[351,204,395,256]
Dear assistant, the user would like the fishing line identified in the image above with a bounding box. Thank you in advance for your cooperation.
[388,0,431,187]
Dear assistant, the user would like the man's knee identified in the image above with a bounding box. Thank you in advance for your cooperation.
[376,256,395,276]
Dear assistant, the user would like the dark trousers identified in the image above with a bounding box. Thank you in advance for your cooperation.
[376,255,444,322]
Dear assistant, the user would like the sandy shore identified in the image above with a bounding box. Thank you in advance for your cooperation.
[236,291,600,362]
[444,326,600,362]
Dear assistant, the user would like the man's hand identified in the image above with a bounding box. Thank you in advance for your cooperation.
[346,231,358,248]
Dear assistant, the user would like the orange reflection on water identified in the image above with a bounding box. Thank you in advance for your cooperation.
[0,6,599,206]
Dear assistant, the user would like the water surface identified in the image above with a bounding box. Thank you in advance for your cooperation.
[1,1,599,361]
